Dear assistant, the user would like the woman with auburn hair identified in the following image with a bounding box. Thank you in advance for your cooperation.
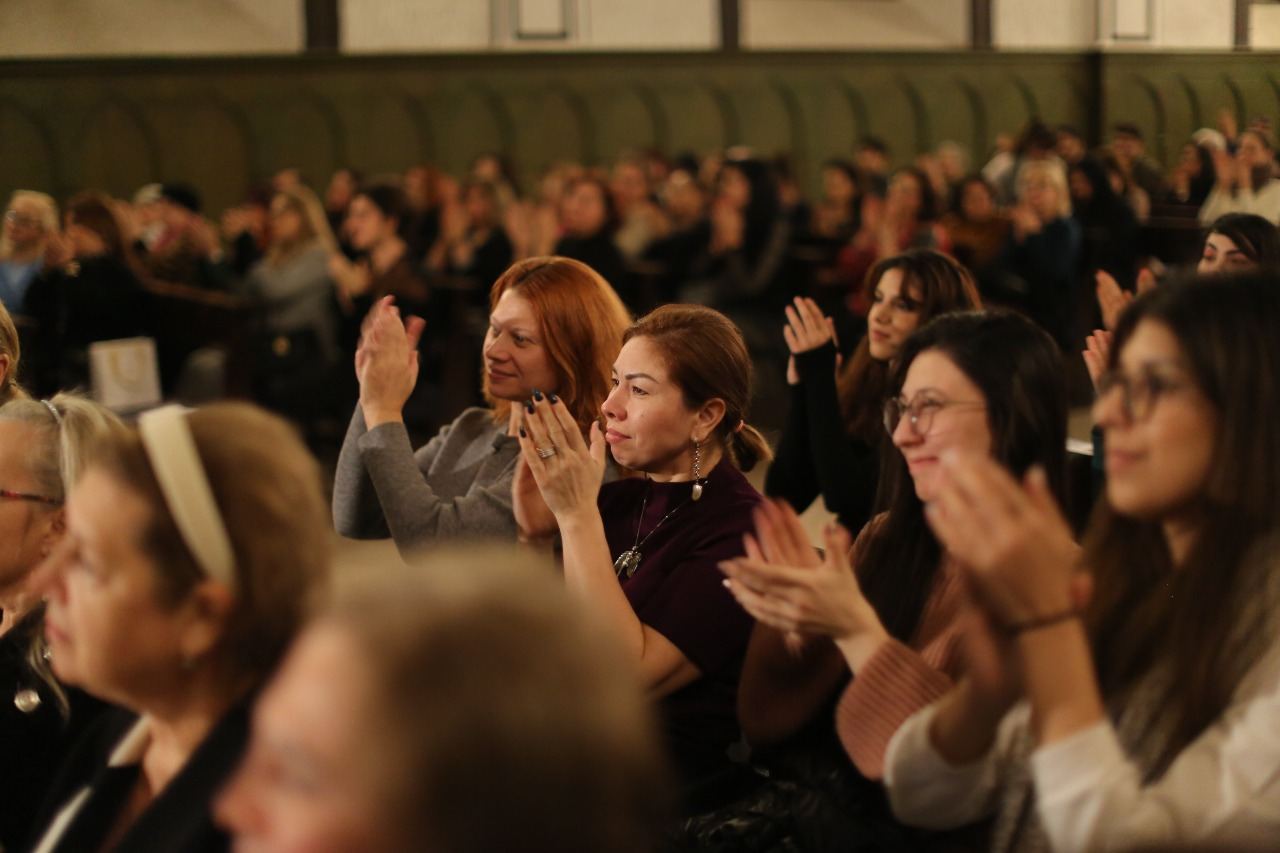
[885,273,1280,851]
[766,249,981,533]
[240,185,342,433]
[0,299,24,402]
[26,402,330,853]
[517,304,771,809]
[218,547,670,853]
[334,256,630,551]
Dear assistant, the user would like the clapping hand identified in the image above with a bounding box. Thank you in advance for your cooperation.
[783,297,839,385]
[516,394,606,520]
[356,296,425,427]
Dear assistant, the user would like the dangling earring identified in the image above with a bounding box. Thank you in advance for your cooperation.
[691,438,704,502]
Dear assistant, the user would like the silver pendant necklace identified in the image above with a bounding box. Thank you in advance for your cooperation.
[614,482,692,579]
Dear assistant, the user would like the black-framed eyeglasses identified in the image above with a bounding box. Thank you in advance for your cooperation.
[883,395,986,437]
[0,488,60,505]
[1095,369,1191,422]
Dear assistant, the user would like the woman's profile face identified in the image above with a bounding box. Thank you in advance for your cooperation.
[717,167,751,211]
[1198,232,1255,274]
[1093,319,1217,521]
[482,289,558,403]
[270,197,305,247]
[601,336,710,478]
[889,349,992,504]
[37,467,199,708]
[217,624,394,853]
[866,268,923,362]
[887,172,923,215]
[1022,175,1060,221]
[960,181,994,221]
[822,167,856,205]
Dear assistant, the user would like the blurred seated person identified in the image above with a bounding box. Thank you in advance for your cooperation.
[1070,156,1140,287]
[985,120,1062,206]
[611,156,670,260]
[1199,129,1280,225]
[1165,139,1217,211]
[217,548,669,853]
[139,183,231,291]
[0,394,121,852]
[855,136,891,197]
[553,176,629,302]
[643,165,711,305]
[506,162,581,261]
[403,164,447,263]
[1055,124,1088,166]
[219,186,271,279]
[941,174,1011,281]
[1111,121,1167,202]
[24,192,151,393]
[835,167,949,314]
[324,167,362,256]
[25,402,330,853]
[424,180,513,302]
[0,190,59,313]
[239,186,343,434]
[991,160,1081,349]
[808,159,861,244]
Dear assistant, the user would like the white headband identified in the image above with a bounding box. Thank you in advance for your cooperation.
[137,405,237,590]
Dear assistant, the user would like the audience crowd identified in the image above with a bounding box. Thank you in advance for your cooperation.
[2,107,1280,853]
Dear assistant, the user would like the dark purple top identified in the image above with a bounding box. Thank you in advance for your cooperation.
[599,459,761,784]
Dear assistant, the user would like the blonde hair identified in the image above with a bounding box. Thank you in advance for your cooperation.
[266,185,338,267]
[0,299,23,403]
[94,402,331,685]
[324,546,668,853]
[1017,159,1072,219]
[0,190,58,259]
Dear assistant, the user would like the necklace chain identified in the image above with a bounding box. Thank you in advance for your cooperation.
[614,481,693,579]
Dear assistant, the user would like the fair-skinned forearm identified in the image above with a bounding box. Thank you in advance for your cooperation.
[558,508,647,661]
[1017,619,1106,746]
[834,622,890,674]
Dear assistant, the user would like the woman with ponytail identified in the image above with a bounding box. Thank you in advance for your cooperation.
[516,304,768,811]
[0,393,122,850]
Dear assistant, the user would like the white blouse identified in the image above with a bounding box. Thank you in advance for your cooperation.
[883,639,1280,852]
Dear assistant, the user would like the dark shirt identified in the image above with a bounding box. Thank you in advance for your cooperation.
[0,608,107,852]
[554,232,630,304]
[765,345,881,533]
[29,702,251,853]
[599,460,761,787]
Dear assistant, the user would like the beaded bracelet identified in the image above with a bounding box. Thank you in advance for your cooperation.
[1004,608,1078,635]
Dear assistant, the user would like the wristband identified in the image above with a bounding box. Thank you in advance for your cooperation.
[1005,608,1077,635]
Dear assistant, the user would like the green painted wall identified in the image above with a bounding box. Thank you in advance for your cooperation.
[0,51,1275,214]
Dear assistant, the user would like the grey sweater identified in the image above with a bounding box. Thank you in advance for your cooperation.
[332,406,520,551]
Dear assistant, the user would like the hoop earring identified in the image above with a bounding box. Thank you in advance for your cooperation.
[691,438,704,502]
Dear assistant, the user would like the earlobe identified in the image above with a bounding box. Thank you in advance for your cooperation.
[39,509,67,558]
[695,398,728,440]
[181,580,237,663]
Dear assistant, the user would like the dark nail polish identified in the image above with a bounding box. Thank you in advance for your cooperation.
[525,401,535,414]
[519,427,527,438]
[532,388,544,401]
[548,393,558,403]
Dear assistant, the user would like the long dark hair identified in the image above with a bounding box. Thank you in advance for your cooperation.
[836,250,982,441]
[856,310,1068,642]
[1205,213,1280,268]
[720,158,780,264]
[1085,272,1280,777]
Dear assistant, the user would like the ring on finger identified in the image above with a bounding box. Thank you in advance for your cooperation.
[536,445,558,459]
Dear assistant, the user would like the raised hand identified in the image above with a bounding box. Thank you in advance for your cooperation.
[1095,270,1134,332]
[1081,329,1113,392]
[783,297,838,385]
[512,456,558,544]
[923,454,1082,629]
[721,502,890,668]
[516,394,606,520]
[356,296,424,427]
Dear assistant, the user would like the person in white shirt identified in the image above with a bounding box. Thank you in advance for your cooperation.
[884,272,1280,852]
[1198,130,1280,225]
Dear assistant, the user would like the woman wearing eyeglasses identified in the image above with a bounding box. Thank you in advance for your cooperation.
[715,311,1066,849]
[25,403,330,853]
[882,274,1280,851]
[0,394,121,852]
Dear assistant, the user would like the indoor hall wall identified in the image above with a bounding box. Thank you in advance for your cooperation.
[1,51,1275,214]
[740,0,969,50]
[0,0,302,57]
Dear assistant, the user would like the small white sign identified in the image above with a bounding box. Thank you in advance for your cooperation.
[89,337,163,414]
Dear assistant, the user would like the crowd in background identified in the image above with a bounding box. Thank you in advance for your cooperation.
[2,105,1280,853]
